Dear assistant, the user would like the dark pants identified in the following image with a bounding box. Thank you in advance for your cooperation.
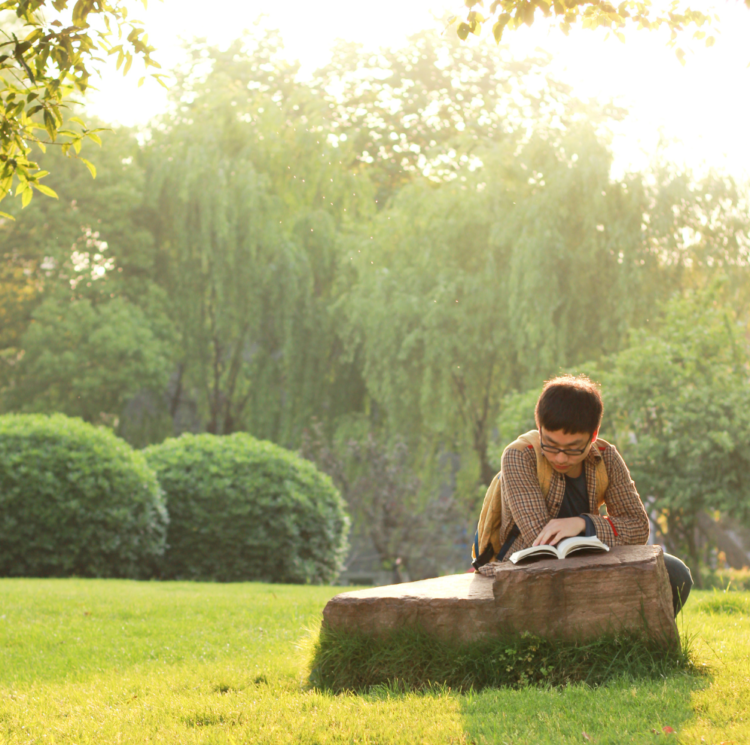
[663,553,693,617]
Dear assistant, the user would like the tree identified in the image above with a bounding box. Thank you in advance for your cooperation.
[451,0,719,61]
[0,0,162,217]
[5,294,171,425]
[299,419,464,581]
[341,119,664,493]
[339,171,507,491]
[311,30,613,205]
[143,35,370,442]
[603,288,750,578]
[0,123,175,430]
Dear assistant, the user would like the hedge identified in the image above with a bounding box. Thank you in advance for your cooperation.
[0,414,168,578]
[144,433,349,583]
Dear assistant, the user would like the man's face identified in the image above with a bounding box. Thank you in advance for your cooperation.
[539,427,595,474]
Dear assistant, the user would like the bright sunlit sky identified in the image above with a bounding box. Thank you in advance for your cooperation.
[86,0,750,182]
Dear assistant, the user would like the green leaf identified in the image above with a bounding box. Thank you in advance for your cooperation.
[21,187,33,207]
[523,1,536,26]
[457,22,471,40]
[493,13,511,42]
[0,211,15,220]
[43,110,57,141]
[72,0,93,28]
[80,158,97,178]
[35,183,59,199]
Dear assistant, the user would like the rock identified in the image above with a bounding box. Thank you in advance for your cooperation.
[491,545,676,641]
[323,571,498,643]
[322,545,676,643]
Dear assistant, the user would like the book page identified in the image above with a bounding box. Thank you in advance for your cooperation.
[556,536,609,558]
[509,544,559,564]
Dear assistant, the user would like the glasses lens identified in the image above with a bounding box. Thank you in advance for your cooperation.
[541,442,585,456]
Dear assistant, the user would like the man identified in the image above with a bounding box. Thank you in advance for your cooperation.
[472,374,692,616]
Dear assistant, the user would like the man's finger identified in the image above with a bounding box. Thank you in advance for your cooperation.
[534,530,553,546]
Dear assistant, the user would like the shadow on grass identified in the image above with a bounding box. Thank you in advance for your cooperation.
[308,624,711,744]
[457,671,708,745]
[307,624,704,694]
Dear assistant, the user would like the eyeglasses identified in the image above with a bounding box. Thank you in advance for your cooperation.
[539,438,590,457]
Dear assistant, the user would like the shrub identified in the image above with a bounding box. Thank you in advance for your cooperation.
[144,433,349,583]
[0,414,168,578]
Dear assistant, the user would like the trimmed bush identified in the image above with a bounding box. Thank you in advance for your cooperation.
[0,414,168,578]
[144,433,349,583]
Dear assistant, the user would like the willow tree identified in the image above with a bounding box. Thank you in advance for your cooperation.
[145,34,372,441]
[495,125,658,381]
[342,118,676,493]
[340,173,508,493]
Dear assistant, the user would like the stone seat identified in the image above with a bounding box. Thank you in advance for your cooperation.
[322,545,677,643]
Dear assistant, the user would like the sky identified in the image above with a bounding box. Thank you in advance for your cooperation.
[85,0,750,182]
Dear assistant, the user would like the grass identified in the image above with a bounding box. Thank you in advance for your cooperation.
[0,579,747,744]
[309,625,695,692]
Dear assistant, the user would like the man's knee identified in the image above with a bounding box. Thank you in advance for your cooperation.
[663,553,693,616]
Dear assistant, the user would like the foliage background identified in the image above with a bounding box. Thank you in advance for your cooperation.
[1,27,749,580]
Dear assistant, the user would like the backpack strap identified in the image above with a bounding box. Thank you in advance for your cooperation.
[512,430,553,498]
[472,430,549,567]
[472,474,503,567]
[593,439,610,508]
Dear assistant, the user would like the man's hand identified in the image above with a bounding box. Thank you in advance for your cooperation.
[533,517,586,547]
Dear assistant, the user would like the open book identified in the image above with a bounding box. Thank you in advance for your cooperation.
[510,536,609,564]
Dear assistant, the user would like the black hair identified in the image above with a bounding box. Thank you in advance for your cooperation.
[534,374,603,436]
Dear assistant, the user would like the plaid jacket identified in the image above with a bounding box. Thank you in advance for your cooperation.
[494,439,649,562]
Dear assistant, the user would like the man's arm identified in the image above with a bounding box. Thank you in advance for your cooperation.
[500,447,552,546]
[584,445,650,546]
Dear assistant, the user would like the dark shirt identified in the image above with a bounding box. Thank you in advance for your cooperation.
[496,464,596,562]
[558,466,596,537]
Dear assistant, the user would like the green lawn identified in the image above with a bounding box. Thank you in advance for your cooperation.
[0,579,748,744]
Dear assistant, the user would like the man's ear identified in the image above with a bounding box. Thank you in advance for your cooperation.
[591,429,599,442]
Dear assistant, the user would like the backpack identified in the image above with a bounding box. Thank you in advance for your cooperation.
[471,429,609,568]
